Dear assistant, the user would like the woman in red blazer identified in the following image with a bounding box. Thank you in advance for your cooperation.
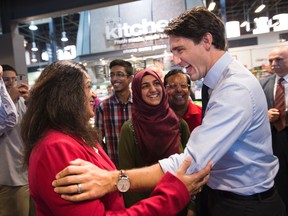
[21,60,210,216]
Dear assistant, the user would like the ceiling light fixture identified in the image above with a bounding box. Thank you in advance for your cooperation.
[31,42,38,52]
[61,32,68,42]
[31,53,37,63]
[240,3,249,28]
[240,21,249,27]
[61,16,69,42]
[29,21,38,31]
[255,2,266,13]
[208,1,216,11]
[31,31,38,52]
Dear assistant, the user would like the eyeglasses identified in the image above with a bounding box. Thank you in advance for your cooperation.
[109,72,129,78]
[166,83,190,90]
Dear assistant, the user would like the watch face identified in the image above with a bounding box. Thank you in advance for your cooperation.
[117,178,130,193]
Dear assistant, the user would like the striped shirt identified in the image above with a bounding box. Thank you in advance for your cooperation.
[95,92,133,167]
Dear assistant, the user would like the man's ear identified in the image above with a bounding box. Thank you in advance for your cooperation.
[201,32,213,50]
[128,75,134,83]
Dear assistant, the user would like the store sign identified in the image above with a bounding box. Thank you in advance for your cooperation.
[105,19,169,40]
[123,44,167,54]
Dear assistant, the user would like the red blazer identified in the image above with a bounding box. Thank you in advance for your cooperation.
[29,129,190,216]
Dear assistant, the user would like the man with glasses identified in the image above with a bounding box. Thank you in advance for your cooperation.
[95,59,134,167]
[0,65,35,216]
[0,65,17,136]
[164,69,202,132]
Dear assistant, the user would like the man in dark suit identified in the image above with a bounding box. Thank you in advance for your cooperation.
[260,46,288,215]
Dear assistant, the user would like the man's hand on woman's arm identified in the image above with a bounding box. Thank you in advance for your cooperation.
[52,157,212,202]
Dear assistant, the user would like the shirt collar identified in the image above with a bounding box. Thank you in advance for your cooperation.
[276,74,288,83]
[111,91,133,104]
[203,52,233,90]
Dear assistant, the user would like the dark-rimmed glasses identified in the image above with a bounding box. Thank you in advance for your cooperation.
[166,83,190,90]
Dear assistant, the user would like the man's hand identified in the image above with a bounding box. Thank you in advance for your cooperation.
[268,108,280,123]
[174,157,212,196]
[52,157,212,202]
[52,159,118,202]
[8,82,29,103]
[18,83,29,102]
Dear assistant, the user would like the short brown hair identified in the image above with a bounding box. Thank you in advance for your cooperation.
[164,6,227,51]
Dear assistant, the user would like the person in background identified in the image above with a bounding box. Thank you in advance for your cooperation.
[0,65,17,135]
[164,69,202,132]
[0,64,35,216]
[260,46,288,215]
[106,84,113,97]
[92,90,101,112]
[51,7,286,216]
[95,59,133,167]
[118,69,191,214]
[21,60,211,216]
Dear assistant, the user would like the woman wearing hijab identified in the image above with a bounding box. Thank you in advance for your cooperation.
[119,69,191,212]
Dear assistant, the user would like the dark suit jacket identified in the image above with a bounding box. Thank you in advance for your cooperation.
[260,74,288,124]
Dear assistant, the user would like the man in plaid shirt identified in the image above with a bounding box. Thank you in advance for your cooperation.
[95,59,133,167]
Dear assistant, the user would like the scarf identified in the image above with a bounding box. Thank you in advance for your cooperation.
[132,69,181,165]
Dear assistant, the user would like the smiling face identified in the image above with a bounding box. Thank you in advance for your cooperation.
[141,75,163,106]
[83,73,96,118]
[109,65,132,93]
[165,73,190,108]
[169,35,209,81]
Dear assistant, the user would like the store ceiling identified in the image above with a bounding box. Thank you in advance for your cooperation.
[18,13,80,51]
[208,0,288,27]
[17,0,288,55]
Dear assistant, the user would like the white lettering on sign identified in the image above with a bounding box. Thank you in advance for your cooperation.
[113,33,168,45]
[105,19,169,40]
[122,44,167,54]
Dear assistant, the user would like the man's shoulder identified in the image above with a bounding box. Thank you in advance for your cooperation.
[187,100,202,113]
[259,75,274,86]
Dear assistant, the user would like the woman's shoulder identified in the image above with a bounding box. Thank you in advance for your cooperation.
[179,118,188,127]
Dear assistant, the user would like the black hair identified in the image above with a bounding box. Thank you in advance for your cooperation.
[109,59,134,76]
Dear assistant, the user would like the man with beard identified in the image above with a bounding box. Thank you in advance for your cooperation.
[95,59,133,167]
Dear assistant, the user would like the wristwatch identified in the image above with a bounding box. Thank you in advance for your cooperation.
[116,170,130,193]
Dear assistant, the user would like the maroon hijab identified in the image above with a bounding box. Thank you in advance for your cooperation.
[132,69,181,165]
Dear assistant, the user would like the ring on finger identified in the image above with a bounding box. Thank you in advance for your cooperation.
[77,183,82,194]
